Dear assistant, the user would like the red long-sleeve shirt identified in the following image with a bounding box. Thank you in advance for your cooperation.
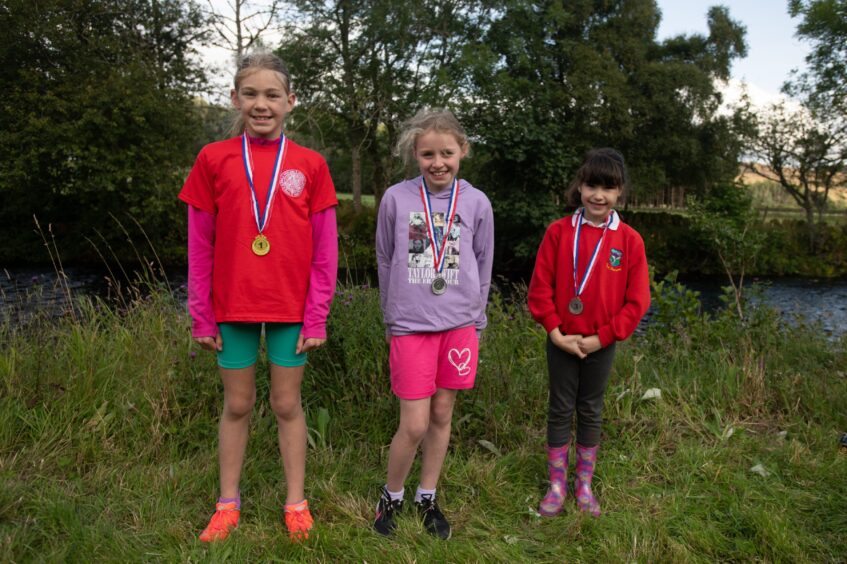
[528,211,650,347]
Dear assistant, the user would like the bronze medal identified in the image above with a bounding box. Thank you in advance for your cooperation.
[252,234,270,256]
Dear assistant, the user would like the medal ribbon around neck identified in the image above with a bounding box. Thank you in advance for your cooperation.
[242,132,286,234]
[419,177,460,275]
[572,208,613,299]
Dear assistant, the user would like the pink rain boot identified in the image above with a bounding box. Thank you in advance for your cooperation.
[538,444,569,516]
[575,443,601,517]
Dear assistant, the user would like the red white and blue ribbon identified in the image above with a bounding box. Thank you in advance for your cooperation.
[419,177,460,274]
[572,208,614,298]
[242,132,286,234]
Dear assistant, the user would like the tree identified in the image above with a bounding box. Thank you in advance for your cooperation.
[741,101,847,251]
[459,0,747,271]
[736,1,847,252]
[277,0,483,210]
[786,0,847,108]
[689,183,764,319]
[205,0,285,61]
[0,0,209,263]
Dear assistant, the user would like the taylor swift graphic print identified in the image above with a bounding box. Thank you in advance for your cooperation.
[407,212,461,285]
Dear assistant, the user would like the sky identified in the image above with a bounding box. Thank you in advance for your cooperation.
[655,0,811,106]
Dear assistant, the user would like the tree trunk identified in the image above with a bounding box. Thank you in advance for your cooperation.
[805,204,817,252]
[371,145,386,206]
[351,143,362,212]
[368,134,391,207]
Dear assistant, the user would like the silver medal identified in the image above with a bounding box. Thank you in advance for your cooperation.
[431,276,447,295]
[568,297,583,315]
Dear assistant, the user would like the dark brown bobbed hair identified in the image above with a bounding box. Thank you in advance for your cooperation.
[564,148,630,207]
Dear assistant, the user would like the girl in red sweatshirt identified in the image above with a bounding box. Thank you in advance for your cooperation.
[527,148,650,517]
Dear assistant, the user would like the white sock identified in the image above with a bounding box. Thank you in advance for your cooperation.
[385,486,404,502]
[415,486,436,503]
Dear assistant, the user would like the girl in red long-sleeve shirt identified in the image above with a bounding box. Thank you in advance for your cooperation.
[527,148,650,517]
[180,53,338,543]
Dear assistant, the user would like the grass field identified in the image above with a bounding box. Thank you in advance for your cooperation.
[336,192,376,207]
[1,284,846,561]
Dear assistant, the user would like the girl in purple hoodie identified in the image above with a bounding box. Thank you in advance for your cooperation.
[373,109,494,539]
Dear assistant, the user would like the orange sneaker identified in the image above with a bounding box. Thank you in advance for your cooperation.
[284,500,314,542]
[199,501,240,543]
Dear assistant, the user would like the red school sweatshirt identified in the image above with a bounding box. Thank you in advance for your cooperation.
[527,211,651,348]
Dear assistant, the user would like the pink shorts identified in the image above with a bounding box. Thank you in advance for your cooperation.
[389,325,479,400]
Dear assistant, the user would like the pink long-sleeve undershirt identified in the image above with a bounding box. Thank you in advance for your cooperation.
[187,205,338,340]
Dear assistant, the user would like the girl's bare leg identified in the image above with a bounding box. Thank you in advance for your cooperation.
[218,366,257,498]
[419,388,457,490]
[386,397,432,491]
[269,363,307,504]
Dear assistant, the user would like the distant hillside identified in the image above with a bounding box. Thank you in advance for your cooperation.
[737,164,847,209]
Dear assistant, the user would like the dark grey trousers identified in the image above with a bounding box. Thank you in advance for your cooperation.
[546,338,617,447]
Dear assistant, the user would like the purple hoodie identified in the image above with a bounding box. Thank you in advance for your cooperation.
[376,176,494,335]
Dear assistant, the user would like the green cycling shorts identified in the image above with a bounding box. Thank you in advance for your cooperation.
[217,322,306,369]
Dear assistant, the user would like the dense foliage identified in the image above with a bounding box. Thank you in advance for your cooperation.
[277,0,484,208]
[787,0,847,107]
[0,0,209,263]
[458,1,748,271]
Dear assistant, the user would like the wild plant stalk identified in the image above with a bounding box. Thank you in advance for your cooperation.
[32,215,77,323]
[108,212,157,295]
[127,214,171,293]
[92,228,134,298]
[83,234,129,312]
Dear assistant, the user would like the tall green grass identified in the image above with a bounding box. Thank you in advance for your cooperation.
[1,285,845,561]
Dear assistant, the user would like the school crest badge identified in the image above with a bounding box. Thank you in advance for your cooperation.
[607,248,623,271]
[280,169,306,198]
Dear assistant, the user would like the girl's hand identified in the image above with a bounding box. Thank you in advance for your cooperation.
[578,335,602,355]
[550,328,587,359]
[194,334,223,352]
[296,334,326,354]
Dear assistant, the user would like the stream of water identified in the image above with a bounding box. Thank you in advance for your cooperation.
[3,267,846,337]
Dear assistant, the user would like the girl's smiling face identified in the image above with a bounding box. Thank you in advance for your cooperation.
[580,183,622,224]
[231,69,295,139]
[414,130,468,192]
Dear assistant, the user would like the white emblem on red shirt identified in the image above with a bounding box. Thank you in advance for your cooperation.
[280,169,306,198]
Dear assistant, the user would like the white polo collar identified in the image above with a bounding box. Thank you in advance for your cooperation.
[571,208,620,230]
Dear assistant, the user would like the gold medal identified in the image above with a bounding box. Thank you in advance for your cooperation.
[252,234,270,256]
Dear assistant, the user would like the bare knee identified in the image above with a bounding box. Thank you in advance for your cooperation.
[224,390,256,419]
[429,400,454,429]
[429,391,456,429]
[397,417,430,445]
[270,392,303,422]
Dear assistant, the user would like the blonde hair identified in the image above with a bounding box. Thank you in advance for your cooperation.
[229,53,293,137]
[395,109,470,167]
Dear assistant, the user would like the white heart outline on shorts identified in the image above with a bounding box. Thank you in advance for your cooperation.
[448,348,471,376]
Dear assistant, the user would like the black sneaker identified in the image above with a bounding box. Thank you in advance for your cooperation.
[373,486,403,536]
[415,493,451,540]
